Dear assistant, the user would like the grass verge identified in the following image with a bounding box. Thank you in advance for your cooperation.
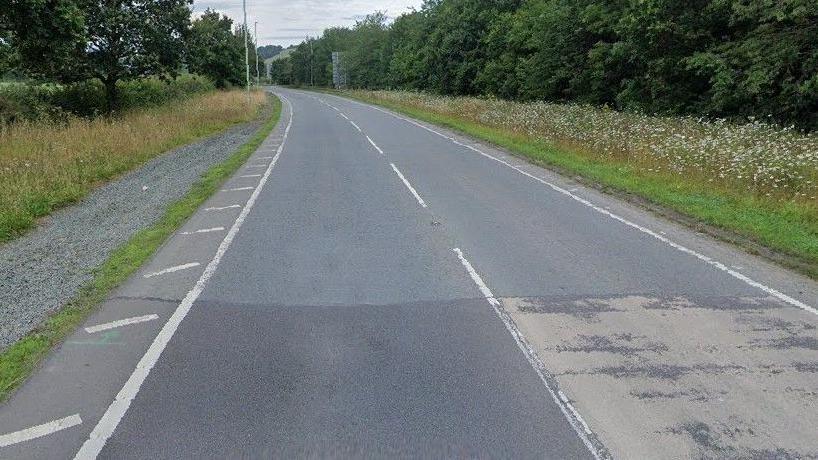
[0,93,282,401]
[330,89,818,279]
[0,89,267,243]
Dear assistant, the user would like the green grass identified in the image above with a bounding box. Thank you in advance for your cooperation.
[330,89,818,279]
[0,94,282,401]
[0,90,267,244]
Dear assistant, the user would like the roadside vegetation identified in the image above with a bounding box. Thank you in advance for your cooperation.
[348,89,818,277]
[0,94,281,401]
[0,90,267,243]
[0,0,269,243]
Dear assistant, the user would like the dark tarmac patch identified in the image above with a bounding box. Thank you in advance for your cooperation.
[793,361,818,373]
[575,362,746,381]
[630,387,721,403]
[555,334,668,356]
[513,297,625,319]
[753,336,818,351]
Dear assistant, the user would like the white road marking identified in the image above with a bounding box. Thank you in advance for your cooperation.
[221,187,254,192]
[331,94,815,315]
[349,120,362,132]
[181,227,225,235]
[204,205,241,211]
[390,163,427,208]
[85,315,159,334]
[75,94,295,459]
[143,262,200,279]
[366,136,384,155]
[0,414,82,447]
[240,174,262,178]
[452,248,603,460]
[339,113,349,120]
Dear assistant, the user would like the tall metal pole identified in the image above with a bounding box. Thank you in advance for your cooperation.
[242,0,249,103]
[254,21,260,85]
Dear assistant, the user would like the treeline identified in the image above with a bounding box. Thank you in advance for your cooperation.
[273,0,818,130]
[0,0,261,118]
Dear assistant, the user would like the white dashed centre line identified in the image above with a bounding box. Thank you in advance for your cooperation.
[85,314,159,334]
[204,205,241,211]
[181,227,225,235]
[143,262,200,279]
[390,163,427,208]
[0,414,82,447]
[366,136,384,155]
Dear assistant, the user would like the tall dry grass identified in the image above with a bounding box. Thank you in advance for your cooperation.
[0,90,267,242]
[353,90,818,204]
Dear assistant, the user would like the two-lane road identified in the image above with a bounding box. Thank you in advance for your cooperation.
[1,88,817,459]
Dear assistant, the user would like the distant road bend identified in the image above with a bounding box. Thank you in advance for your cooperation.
[1,88,817,459]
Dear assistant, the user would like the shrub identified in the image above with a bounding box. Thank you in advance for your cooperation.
[0,74,216,124]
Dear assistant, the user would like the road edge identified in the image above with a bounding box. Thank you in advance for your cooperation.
[0,93,283,402]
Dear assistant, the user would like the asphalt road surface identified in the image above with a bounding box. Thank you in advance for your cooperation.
[1,88,817,459]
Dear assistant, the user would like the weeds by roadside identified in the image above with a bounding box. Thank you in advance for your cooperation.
[0,89,266,243]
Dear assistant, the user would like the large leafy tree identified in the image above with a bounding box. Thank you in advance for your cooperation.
[2,0,192,110]
[187,9,244,88]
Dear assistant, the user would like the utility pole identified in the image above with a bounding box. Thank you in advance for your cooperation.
[254,21,260,85]
[242,0,250,103]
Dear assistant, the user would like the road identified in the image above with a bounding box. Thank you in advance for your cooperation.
[1,88,817,459]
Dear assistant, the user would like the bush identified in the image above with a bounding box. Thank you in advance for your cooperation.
[0,74,216,124]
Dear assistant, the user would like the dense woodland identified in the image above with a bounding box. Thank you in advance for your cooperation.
[270,0,818,130]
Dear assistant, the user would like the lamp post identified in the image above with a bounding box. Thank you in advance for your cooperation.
[254,21,260,85]
[242,0,250,103]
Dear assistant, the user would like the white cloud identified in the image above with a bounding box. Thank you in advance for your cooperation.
[192,0,422,46]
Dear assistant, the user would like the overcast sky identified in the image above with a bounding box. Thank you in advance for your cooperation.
[192,0,423,47]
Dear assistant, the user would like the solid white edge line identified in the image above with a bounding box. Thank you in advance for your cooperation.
[349,120,362,132]
[74,94,294,459]
[0,414,82,447]
[221,187,254,192]
[366,136,384,155]
[327,93,815,315]
[204,205,241,211]
[180,227,225,235]
[389,163,427,208]
[85,315,159,334]
[452,248,604,460]
[142,262,200,279]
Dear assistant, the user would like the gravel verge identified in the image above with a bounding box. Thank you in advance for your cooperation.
[0,115,266,349]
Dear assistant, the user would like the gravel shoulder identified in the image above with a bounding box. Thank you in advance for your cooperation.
[0,115,266,349]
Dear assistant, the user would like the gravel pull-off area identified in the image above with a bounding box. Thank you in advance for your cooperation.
[0,117,265,349]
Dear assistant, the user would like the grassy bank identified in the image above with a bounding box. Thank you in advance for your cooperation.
[0,89,267,243]
[343,90,818,278]
[0,93,282,401]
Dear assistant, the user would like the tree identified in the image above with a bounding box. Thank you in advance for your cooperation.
[187,9,244,88]
[257,44,283,60]
[2,0,192,110]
